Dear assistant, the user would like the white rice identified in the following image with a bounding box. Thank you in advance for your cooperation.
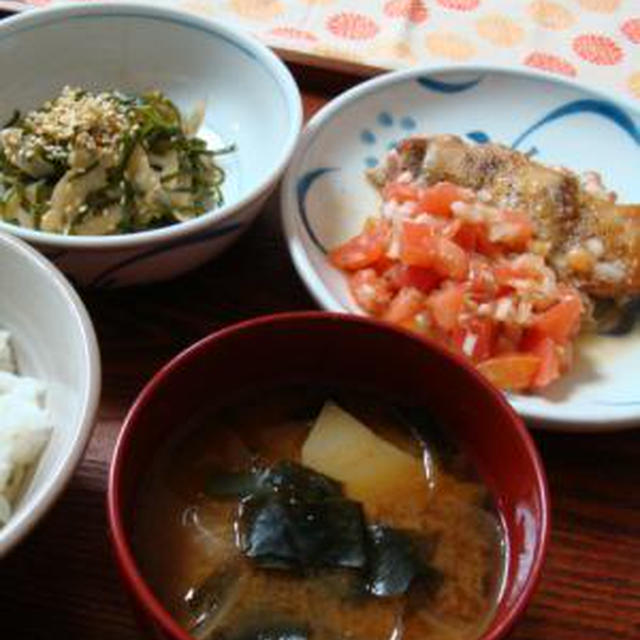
[0,330,51,525]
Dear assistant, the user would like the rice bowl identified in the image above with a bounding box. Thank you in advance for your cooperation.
[0,231,100,557]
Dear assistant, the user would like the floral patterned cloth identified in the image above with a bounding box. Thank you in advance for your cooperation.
[12,0,640,102]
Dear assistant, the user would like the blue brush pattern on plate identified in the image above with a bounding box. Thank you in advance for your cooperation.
[296,168,337,255]
[360,129,376,144]
[512,99,640,150]
[88,221,243,288]
[400,116,417,131]
[377,112,393,126]
[416,75,485,93]
[356,113,420,166]
[356,97,639,183]
[466,131,491,143]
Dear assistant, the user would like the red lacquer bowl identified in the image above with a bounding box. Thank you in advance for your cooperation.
[108,312,550,640]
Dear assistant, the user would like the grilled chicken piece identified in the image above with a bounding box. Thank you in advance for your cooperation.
[369,134,640,298]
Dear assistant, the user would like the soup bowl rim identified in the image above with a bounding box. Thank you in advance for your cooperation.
[107,310,550,640]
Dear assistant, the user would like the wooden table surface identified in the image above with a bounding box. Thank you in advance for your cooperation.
[2,64,639,640]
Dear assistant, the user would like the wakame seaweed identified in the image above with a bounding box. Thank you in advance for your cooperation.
[239,492,367,570]
[205,461,343,501]
[229,462,366,570]
[218,460,442,600]
[365,525,443,597]
[260,461,342,500]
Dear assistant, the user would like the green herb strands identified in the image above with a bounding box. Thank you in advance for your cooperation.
[0,87,234,235]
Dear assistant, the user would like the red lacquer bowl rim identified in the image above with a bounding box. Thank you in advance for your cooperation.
[107,311,550,640]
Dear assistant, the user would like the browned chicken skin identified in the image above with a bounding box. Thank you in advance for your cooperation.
[369,135,640,299]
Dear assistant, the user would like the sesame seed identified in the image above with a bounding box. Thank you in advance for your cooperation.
[18,86,130,167]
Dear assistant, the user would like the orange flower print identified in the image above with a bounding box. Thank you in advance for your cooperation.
[573,34,623,65]
[578,0,620,12]
[384,0,429,24]
[370,39,418,65]
[229,0,284,20]
[621,19,640,45]
[436,0,481,10]
[524,52,577,77]
[327,13,380,40]
[476,14,525,47]
[426,31,476,60]
[268,27,318,43]
[528,1,575,31]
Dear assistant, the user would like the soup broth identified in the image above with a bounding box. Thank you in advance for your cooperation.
[134,386,505,640]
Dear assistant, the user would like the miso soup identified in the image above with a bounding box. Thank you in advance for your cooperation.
[133,386,506,640]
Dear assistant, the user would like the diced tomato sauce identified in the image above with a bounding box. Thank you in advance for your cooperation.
[452,317,495,363]
[530,290,583,344]
[399,221,437,268]
[467,258,498,301]
[348,269,393,316]
[371,254,396,276]
[528,336,561,388]
[390,264,442,294]
[331,179,587,391]
[452,224,479,252]
[404,265,442,293]
[417,181,468,217]
[382,180,469,218]
[382,182,421,204]
[329,218,390,271]
[489,209,534,251]
[427,285,466,332]
[401,221,469,280]
[384,287,425,324]
[477,354,541,391]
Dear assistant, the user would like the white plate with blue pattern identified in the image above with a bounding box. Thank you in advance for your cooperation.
[281,65,640,431]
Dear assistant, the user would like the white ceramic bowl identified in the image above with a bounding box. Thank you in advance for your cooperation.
[281,65,640,431]
[0,3,302,287]
[0,231,100,556]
